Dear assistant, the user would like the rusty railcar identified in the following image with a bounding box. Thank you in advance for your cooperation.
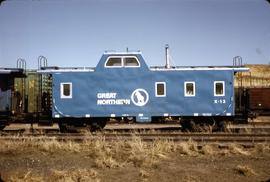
[248,88,270,115]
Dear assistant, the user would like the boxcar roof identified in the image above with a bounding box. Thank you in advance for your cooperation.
[0,68,24,74]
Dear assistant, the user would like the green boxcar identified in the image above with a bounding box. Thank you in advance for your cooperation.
[14,71,52,114]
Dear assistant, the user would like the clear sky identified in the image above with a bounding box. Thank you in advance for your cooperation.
[0,0,270,69]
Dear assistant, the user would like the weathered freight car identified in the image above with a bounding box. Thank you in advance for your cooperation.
[38,51,249,131]
[0,57,52,130]
[0,68,25,129]
[247,88,270,115]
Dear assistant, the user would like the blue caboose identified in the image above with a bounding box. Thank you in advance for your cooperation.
[40,51,248,130]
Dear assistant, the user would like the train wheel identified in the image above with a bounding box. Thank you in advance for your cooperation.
[181,118,216,132]
[180,119,196,132]
[58,122,81,133]
[87,119,107,132]
[58,122,68,133]
[124,117,135,124]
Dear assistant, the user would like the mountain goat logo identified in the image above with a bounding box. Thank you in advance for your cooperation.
[131,89,149,106]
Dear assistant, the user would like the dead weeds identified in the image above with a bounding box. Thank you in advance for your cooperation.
[7,168,100,182]
[177,139,199,156]
[8,170,44,182]
[235,165,257,176]
[200,144,217,155]
[1,136,269,159]
[0,135,269,172]
[0,135,269,182]
[228,144,250,156]
[50,168,100,182]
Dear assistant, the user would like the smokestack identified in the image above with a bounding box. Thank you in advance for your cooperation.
[165,44,170,69]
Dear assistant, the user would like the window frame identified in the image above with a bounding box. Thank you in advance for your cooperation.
[155,82,166,97]
[104,56,140,68]
[123,56,140,67]
[104,56,122,68]
[184,81,196,97]
[214,81,225,97]
[60,82,72,99]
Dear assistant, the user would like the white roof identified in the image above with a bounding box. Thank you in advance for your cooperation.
[37,68,95,73]
[150,67,249,72]
[103,51,142,55]
[0,68,24,74]
[0,70,12,74]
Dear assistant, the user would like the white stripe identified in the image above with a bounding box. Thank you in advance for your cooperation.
[0,70,11,73]
[150,67,249,71]
[226,113,232,116]
[202,113,212,116]
[103,51,141,55]
[163,113,169,117]
[38,69,94,73]
[194,113,199,116]
[111,114,116,117]
[138,113,144,117]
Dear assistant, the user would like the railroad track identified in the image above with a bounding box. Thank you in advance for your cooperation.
[0,133,269,146]
[2,120,270,133]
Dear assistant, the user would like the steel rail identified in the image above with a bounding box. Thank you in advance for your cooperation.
[1,132,270,137]
[0,133,269,145]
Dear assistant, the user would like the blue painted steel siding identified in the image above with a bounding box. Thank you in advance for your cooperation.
[0,89,11,112]
[0,76,12,112]
[52,59,235,120]
[150,70,234,116]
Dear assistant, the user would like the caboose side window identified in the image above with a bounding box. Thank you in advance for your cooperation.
[105,56,140,68]
[184,82,195,97]
[155,82,166,97]
[124,57,140,67]
[60,82,72,99]
[214,81,225,96]
[105,57,122,67]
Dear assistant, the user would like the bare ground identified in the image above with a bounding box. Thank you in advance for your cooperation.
[0,138,269,182]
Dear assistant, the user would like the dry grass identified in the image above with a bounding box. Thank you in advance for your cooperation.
[50,168,100,182]
[177,139,198,156]
[1,135,269,172]
[0,136,82,154]
[9,170,44,182]
[253,143,270,153]
[127,136,175,168]
[8,168,100,182]
[1,136,269,158]
[139,169,151,178]
[235,165,257,176]
[200,144,217,155]
[235,64,270,87]
[228,144,250,156]
[1,134,269,181]
[9,176,44,182]
[95,155,122,168]
[182,175,200,182]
